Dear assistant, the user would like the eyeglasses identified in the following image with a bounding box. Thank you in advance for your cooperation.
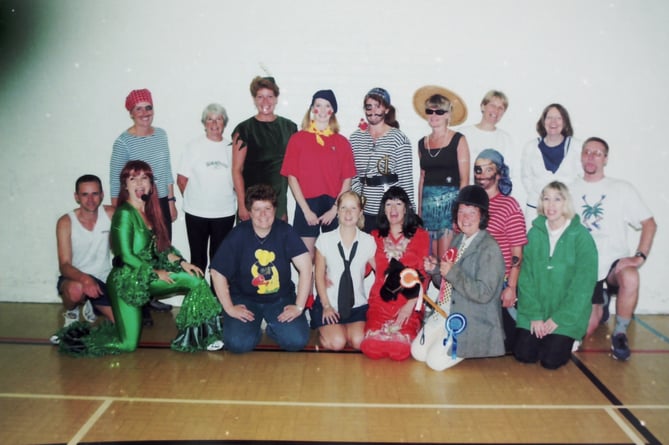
[134,105,153,112]
[582,149,606,158]
[425,109,448,115]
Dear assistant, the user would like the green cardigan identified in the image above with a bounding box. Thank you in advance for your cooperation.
[517,215,598,340]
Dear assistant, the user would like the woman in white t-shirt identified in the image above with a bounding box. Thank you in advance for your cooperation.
[177,103,237,275]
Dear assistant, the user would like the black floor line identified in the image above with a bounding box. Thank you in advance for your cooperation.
[571,353,662,445]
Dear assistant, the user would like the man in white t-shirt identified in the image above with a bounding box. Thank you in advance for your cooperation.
[55,175,115,332]
[569,137,656,361]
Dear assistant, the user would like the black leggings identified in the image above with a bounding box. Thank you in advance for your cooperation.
[185,213,235,272]
[513,328,575,370]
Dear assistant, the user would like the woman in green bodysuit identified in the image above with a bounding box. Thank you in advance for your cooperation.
[58,160,224,355]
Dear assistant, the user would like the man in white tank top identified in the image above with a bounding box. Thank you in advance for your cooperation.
[55,175,115,330]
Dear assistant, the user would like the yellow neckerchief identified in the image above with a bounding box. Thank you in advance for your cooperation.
[307,120,334,146]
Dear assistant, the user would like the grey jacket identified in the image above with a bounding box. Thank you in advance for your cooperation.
[443,230,506,358]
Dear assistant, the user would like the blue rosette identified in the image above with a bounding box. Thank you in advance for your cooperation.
[443,312,467,360]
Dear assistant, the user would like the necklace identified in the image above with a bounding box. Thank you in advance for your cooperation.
[425,131,448,158]
[254,229,271,245]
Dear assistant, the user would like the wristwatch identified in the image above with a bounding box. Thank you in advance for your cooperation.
[635,251,647,261]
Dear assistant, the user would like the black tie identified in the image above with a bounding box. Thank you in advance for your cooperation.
[337,241,358,320]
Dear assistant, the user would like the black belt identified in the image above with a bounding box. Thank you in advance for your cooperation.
[360,174,398,186]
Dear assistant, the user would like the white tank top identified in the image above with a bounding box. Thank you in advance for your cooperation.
[69,206,112,282]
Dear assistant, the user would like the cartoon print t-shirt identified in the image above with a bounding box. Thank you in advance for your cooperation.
[210,219,308,303]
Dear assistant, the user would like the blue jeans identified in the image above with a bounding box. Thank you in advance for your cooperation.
[223,295,310,353]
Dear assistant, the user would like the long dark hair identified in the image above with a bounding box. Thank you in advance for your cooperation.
[376,186,422,238]
[118,160,170,252]
[536,103,574,138]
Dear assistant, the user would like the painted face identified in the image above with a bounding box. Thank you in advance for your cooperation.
[254,88,278,117]
[481,97,506,125]
[456,204,482,237]
[581,140,608,176]
[130,101,154,128]
[312,98,333,125]
[542,188,567,226]
[126,171,152,201]
[75,182,103,213]
[250,199,276,232]
[543,107,564,137]
[384,198,406,227]
[204,113,225,140]
[337,195,362,228]
[364,98,386,125]
[474,159,498,191]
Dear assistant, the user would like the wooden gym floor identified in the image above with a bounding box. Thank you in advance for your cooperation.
[0,302,667,445]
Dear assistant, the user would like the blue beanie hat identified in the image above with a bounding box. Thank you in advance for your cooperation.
[311,89,338,114]
[476,149,513,196]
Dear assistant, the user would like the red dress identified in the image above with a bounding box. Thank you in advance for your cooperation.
[361,228,429,360]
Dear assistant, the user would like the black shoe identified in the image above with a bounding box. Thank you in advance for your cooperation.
[600,289,611,325]
[142,306,154,327]
[149,299,173,312]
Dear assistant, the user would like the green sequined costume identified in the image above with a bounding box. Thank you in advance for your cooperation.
[58,203,223,356]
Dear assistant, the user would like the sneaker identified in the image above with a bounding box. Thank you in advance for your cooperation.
[49,334,60,345]
[64,308,79,327]
[149,299,173,312]
[82,300,97,323]
[207,340,224,351]
[611,333,631,361]
[571,340,581,352]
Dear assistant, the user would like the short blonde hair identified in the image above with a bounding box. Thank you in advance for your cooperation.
[481,90,509,110]
[336,191,365,229]
[537,181,575,220]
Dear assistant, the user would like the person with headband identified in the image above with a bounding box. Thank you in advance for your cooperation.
[412,84,470,259]
[281,89,356,260]
[110,88,177,325]
[57,161,225,356]
[350,87,415,233]
[473,149,527,352]
[232,76,297,221]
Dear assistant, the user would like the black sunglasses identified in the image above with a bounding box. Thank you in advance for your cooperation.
[425,109,447,115]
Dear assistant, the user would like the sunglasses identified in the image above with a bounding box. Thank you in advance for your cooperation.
[134,105,153,112]
[425,109,448,115]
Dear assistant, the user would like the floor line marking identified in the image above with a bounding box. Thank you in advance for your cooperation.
[604,406,646,445]
[1,393,668,410]
[635,315,669,344]
[68,398,112,445]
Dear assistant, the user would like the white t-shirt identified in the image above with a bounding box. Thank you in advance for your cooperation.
[69,206,112,282]
[177,135,236,218]
[314,227,376,311]
[458,125,516,181]
[569,176,653,280]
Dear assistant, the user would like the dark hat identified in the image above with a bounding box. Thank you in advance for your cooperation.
[311,89,338,114]
[366,87,391,106]
[455,185,489,211]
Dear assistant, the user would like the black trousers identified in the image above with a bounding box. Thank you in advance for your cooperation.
[185,213,235,272]
[513,328,575,370]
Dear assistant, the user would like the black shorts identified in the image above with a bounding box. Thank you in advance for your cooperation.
[292,195,338,237]
[591,260,620,305]
[309,297,368,329]
[57,275,112,307]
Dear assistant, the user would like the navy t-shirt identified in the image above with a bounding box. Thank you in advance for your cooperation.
[210,219,307,303]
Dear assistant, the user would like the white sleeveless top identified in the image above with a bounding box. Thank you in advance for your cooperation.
[68,206,112,282]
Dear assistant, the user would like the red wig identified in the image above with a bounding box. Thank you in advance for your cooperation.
[118,160,171,252]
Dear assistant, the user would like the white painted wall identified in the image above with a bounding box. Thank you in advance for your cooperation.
[0,0,666,313]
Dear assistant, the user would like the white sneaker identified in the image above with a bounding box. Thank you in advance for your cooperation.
[572,340,581,352]
[82,300,97,323]
[63,308,79,327]
[207,340,224,351]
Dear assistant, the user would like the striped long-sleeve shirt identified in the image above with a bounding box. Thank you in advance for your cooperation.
[349,127,415,215]
[110,128,174,198]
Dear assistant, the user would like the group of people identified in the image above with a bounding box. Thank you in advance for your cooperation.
[53,77,656,370]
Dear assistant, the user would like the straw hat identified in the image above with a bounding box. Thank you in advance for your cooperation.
[412,85,468,126]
